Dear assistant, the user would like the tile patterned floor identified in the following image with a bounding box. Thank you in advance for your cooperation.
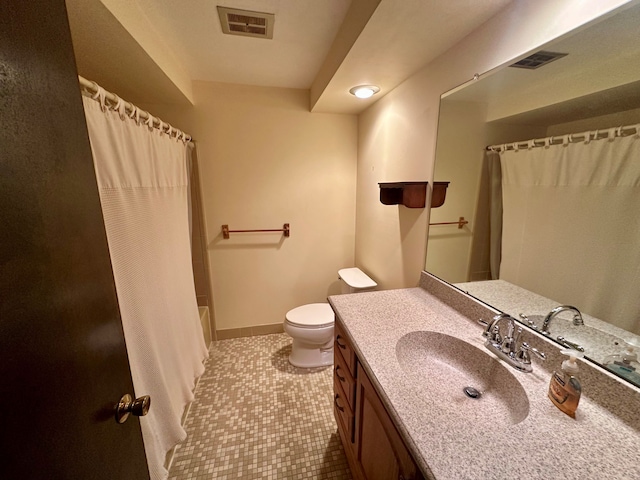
[168,333,353,479]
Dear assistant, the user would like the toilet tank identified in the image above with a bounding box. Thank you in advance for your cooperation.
[338,268,377,294]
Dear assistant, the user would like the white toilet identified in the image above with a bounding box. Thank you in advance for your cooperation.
[284,268,377,368]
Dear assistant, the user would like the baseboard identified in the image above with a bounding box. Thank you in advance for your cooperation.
[216,323,284,340]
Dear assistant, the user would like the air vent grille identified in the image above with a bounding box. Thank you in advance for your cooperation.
[218,7,274,39]
[510,51,568,69]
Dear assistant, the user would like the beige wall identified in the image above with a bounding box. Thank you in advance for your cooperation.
[145,83,357,332]
[547,107,640,136]
[356,0,632,290]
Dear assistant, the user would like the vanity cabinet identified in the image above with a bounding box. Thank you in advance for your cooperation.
[334,320,357,457]
[334,319,424,480]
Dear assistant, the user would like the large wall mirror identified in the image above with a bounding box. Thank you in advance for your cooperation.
[426,2,640,388]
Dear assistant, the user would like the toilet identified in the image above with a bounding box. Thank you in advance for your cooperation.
[284,268,377,368]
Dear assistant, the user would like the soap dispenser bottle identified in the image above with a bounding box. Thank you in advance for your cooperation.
[548,349,582,418]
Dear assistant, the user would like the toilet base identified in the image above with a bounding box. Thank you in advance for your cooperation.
[288,338,334,368]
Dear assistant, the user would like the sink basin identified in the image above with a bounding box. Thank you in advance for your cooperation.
[395,331,529,426]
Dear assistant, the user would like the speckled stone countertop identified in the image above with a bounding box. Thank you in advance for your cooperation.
[328,272,640,480]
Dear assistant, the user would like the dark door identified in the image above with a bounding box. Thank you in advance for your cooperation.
[0,1,150,478]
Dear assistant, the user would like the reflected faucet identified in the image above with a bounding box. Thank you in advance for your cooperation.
[541,305,584,335]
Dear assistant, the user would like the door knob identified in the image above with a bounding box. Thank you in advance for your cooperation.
[115,394,151,424]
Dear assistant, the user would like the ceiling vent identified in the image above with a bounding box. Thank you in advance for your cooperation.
[509,51,568,69]
[217,7,274,39]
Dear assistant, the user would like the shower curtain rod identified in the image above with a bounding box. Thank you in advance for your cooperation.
[78,75,194,144]
[486,123,639,153]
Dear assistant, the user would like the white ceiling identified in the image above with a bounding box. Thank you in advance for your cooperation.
[131,0,352,90]
[67,0,513,114]
[310,0,513,113]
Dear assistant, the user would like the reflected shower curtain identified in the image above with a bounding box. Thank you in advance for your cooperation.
[487,152,503,280]
[499,129,640,334]
[83,94,208,480]
[467,151,502,281]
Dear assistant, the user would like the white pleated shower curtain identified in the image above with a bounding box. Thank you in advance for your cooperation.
[498,128,640,334]
[82,93,209,480]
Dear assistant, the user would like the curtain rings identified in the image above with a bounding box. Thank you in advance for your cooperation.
[111,95,127,120]
[161,123,175,138]
[144,113,156,131]
[128,105,141,125]
[81,77,194,142]
[90,82,107,112]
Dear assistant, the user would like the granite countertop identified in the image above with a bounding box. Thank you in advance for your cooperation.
[328,273,640,480]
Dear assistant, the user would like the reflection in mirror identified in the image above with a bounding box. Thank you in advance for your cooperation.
[426,3,640,388]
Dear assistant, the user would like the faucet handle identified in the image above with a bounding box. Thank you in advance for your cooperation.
[516,342,531,364]
[516,342,546,364]
[530,346,546,360]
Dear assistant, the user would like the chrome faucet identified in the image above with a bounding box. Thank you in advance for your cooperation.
[480,313,518,353]
[541,305,584,335]
[479,313,545,373]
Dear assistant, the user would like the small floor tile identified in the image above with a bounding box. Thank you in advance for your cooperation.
[168,333,352,480]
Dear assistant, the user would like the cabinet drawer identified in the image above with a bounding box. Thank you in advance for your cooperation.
[333,378,355,444]
[334,344,356,410]
[335,320,356,375]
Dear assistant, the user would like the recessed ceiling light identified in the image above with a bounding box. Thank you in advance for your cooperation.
[349,85,380,99]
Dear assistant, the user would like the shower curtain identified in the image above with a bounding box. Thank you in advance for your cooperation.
[498,128,640,334]
[82,92,209,480]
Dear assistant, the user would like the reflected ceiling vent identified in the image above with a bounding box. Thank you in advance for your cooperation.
[217,7,274,39]
[510,51,568,69]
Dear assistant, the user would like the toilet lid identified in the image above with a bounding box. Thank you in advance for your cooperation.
[285,303,334,327]
[338,267,377,289]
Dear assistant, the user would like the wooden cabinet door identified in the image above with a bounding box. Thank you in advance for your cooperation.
[355,367,423,480]
[0,1,149,478]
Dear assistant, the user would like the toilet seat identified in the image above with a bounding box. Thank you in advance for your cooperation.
[285,303,334,328]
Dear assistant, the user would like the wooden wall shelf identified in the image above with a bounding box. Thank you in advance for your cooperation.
[379,182,427,208]
[378,181,449,208]
[431,181,450,208]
